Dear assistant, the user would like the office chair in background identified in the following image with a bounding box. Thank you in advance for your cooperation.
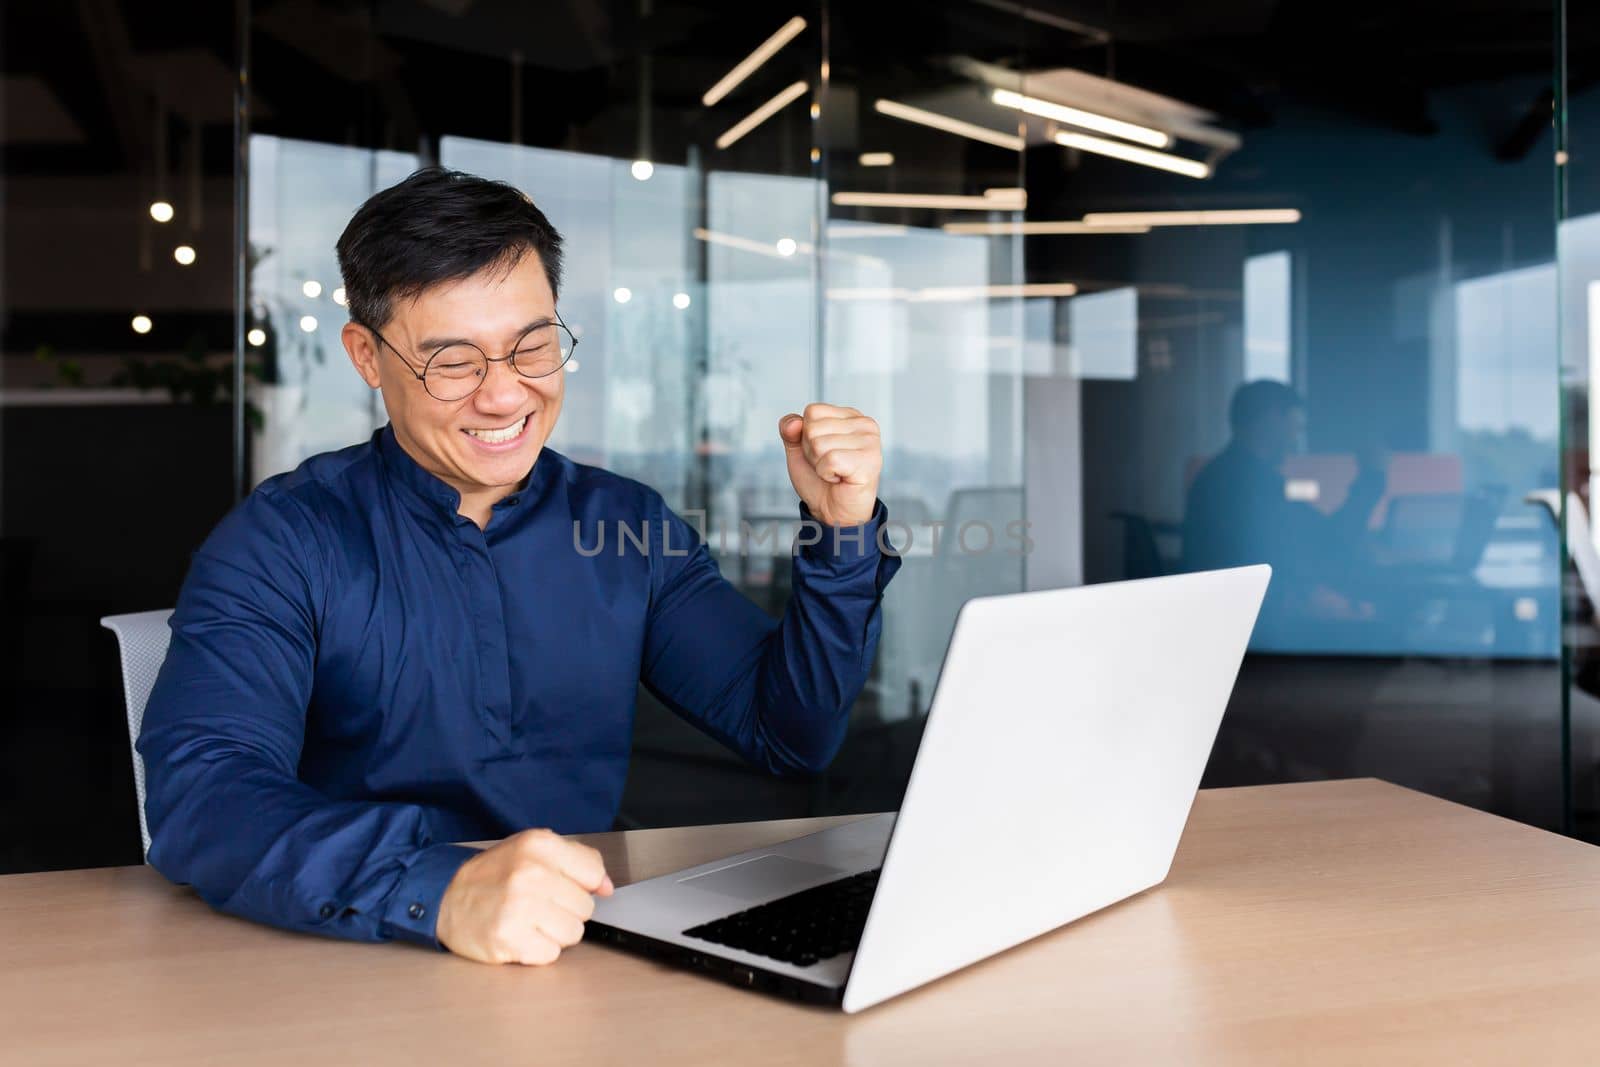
[99,609,174,859]
[1527,490,1600,608]
[1109,511,1180,579]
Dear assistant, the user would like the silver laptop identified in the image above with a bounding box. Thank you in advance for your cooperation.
[588,565,1271,1012]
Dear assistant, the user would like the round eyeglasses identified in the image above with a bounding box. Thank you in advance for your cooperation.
[362,314,578,402]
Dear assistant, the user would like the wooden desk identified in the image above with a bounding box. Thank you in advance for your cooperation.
[6,779,1600,1064]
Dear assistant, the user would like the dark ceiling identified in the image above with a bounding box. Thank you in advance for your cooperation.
[4,0,1591,182]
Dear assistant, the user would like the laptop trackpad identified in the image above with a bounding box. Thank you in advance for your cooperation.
[677,855,844,902]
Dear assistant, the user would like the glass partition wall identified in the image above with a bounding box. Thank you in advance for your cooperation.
[239,0,1570,833]
[3,1,1581,873]
[1032,1,1565,829]
[244,0,1035,827]
[1560,0,1600,840]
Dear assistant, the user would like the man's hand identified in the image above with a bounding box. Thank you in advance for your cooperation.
[435,828,614,965]
[779,403,883,528]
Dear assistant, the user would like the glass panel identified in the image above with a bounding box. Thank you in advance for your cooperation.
[242,0,1039,827]
[247,136,416,483]
[1561,0,1600,838]
[820,2,1029,808]
[0,0,1580,883]
[231,0,1564,841]
[1037,1,1562,827]
[5,0,1580,876]
[705,167,821,526]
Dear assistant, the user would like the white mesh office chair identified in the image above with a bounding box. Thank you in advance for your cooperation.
[1527,490,1600,606]
[100,609,174,859]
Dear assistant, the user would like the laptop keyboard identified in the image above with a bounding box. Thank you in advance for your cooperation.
[682,868,881,968]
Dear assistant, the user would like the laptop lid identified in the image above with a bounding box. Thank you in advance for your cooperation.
[841,565,1270,1013]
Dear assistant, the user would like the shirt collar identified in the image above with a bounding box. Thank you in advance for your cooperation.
[376,424,558,522]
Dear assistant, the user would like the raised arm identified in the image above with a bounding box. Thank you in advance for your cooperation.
[639,405,900,774]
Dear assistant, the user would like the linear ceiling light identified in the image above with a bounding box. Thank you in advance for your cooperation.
[827,282,1077,301]
[918,282,1078,301]
[694,227,811,258]
[1080,209,1302,226]
[702,16,807,107]
[696,227,890,269]
[829,223,909,238]
[859,151,895,166]
[826,287,915,301]
[716,81,810,149]
[831,189,1026,211]
[873,99,1025,151]
[1055,131,1210,178]
[991,88,1170,148]
[943,220,1152,235]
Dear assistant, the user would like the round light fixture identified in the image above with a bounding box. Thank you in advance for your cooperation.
[775,237,798,257]
[149,201,174,223]
[672,292,692,310]
[613,287,633,304]
[247,328,267,347]
[131,315,153,334]
[173,245,196,266]
[630,160,654,181]
[302,280,323,299]
[332,286,347,307]
[299,315,318,333]
[565,359,581,373]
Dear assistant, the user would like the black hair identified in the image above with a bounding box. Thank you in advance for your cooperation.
[335,167,565,329]
[1229,379,1304,434]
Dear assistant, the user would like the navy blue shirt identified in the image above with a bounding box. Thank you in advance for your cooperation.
[139,426,898,948]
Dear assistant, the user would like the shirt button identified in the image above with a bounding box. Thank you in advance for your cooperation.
[408,902,427,921]
[319,903,335,920]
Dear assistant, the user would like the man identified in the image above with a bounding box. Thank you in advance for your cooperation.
[1182,379,1384,624]
[139,167,899,967]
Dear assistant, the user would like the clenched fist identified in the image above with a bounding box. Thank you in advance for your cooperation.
[436,828,613,965]
[779,403,883,528]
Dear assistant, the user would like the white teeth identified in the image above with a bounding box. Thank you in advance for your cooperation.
[465,416,527,444]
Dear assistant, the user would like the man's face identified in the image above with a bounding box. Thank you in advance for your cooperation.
[1254,406,1307,464]
[344,251,565,502]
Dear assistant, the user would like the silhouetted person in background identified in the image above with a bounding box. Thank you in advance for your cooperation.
[1183,381,1386,629]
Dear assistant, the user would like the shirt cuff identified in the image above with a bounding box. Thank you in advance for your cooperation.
[796,500,893,566]
[382,843,478,951]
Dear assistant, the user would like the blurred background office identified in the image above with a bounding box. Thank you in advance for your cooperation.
[5,0,1600,871]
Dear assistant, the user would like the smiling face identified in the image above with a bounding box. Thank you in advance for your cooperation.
[341,250,565,521]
